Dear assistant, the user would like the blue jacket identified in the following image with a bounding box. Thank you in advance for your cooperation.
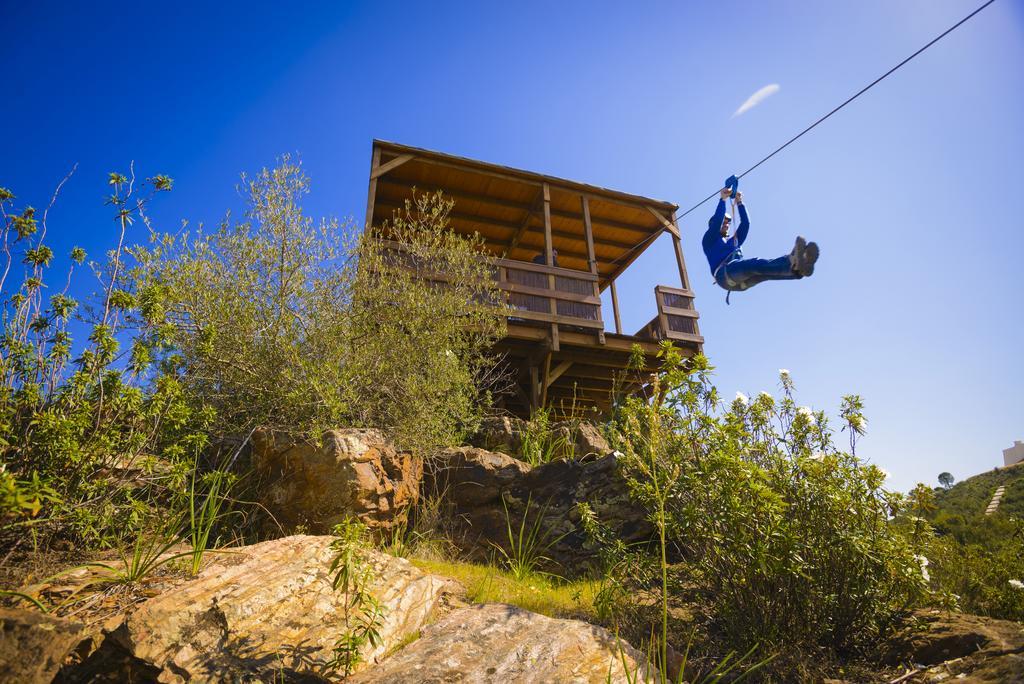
[702,199,749,274]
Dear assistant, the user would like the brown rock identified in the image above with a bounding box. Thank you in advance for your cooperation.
[72,535,454,682]
[883,610,1024,683]
[348,603,651,683]
[424,448,652,574]
[253,428,422,535]
[0,608,89,684]
[470,416,527,455]
[568,421,611,458]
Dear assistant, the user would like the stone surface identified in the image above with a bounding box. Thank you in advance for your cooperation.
[883,609,1024,683]
[0,608,89,684]
[568,421,611,459]
[470,418,612,461]
[71,535,454,682]
[253,428,422,535]
[471,416,527,455]
[348,602,651,683]
[425,447,651,573]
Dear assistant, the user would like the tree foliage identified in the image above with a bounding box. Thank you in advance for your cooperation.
[131,157,506,452]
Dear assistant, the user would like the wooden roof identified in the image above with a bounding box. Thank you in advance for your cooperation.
[368,140,680,290]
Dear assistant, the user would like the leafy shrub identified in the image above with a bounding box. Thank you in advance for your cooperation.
[0,171,209,549]
[132,158,505,453]
[606,345,926,675]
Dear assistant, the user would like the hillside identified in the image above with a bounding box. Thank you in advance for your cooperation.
[929,462,1024,544]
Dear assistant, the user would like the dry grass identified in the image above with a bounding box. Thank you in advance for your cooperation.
[409,556,601,621]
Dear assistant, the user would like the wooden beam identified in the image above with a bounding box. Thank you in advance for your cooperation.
[581,195,606,345]
[529,366,540,414]
[602,229,662,289]
[540,352,552,407]
[370,153,415,179]
[365,146,382,230]
[646,206,680,238]
[544,361,573,389]
[610,280,623,334]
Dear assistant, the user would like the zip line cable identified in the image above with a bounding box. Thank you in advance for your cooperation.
[675,0,998,222]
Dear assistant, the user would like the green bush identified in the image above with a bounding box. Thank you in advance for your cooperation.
[606,345,926,674]
[131,158,505,453]
[0,171,209,549]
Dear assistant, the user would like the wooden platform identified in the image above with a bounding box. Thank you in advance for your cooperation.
[365,140,704,418]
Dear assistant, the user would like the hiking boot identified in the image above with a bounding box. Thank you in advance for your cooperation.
[789,236,807,273]
[800,241,820,277]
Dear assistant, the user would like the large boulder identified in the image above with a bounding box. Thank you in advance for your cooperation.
[69,535,455,682]
[0,609,89,684]
[348,603,651,683]
[470,418,611,461]
[253,429,422,535]
[424,447,651,573]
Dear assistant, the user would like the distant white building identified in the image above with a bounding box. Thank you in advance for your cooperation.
[1004,440,1024,467]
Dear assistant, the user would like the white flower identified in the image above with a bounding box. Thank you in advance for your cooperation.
[735,391,749,405]
[1010,579,1024,590]
[797,406,816,425]
[915,555,930,582]
[778,369,789,376]
[759,390,772,398]
[809,452,826,462]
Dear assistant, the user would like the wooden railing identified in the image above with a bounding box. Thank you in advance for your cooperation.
[375,239,604,334]
[375,239,702,347]
[635,285,703,345]
[496,258,603,331]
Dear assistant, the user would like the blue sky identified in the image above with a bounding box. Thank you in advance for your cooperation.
[3,1,1022,492]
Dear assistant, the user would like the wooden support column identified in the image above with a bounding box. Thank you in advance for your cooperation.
[542,183,559,351]
[670,214,701,343]
[610,280,623,334]
[365,146,382,230]
[670,213,690,290]
[529,366,540,414]
[580,195,606,345]
[540,352,552,407]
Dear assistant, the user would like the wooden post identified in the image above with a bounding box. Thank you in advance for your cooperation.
[610,280,622,334]
[670,214,700,344]
[365,146,382,231]
[540,352,552,408]
[670,214,690,290]
[542,183,559,351]
[529,366,540,415]
[580,195,606,345]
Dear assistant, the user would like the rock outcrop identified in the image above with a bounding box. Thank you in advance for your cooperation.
[425,447,651,572]
[252,429,422,535]
[0,609,89,684]
[69,535,454,682]
[348,603,651,683]
[470,417,611,461]
[883,609,1024,683]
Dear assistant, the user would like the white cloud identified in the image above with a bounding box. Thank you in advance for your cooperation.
[732,84,780,117]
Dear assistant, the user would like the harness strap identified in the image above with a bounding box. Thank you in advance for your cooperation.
[712,247,742,306]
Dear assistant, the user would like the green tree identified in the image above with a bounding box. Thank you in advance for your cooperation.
[938,471,955,489]
[132,157,506,452]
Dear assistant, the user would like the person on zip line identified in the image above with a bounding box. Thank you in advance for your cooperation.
[703,187,819,294]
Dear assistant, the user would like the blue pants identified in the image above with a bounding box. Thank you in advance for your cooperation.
[715,256,802,292]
